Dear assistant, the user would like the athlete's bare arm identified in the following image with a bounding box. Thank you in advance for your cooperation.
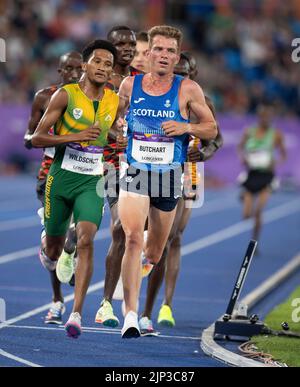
[275,130,287,165]
[162,79,217,140]
[238,129,250,165]
[32,89,101,148]
[108,76,134,148]
[24,89,51,149]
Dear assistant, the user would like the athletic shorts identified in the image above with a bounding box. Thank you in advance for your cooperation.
[44,166,104,236]
[119,164,182,212]
[242,170,274,194]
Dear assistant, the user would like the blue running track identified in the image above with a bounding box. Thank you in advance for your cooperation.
[0,176,299,367]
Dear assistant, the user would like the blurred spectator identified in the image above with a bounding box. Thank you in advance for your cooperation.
[1,0,300,117]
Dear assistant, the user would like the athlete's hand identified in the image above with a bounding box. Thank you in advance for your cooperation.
[162,121,189,136]
[198,144,219,162]
[75,121,101,142]
[187,146,201,162]
[116,134,128,150]
[116,117,128,135]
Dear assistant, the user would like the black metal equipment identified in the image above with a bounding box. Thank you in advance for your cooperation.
[214,240,266,340]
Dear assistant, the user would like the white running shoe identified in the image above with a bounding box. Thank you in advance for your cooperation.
[56,250,76,283]
[121,311,140,339]
[65,312,82,339]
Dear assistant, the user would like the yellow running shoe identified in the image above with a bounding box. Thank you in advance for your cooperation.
[56,250,76,283]
[95,300,119,328]
[157,305,175,327]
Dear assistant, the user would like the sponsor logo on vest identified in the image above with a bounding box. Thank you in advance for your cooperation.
[73,108,83,120]
[133,108,175,119]
[134,97,145,104]
[164,99,171,108]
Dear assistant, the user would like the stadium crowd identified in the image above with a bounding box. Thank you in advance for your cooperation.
[1,0,300,116]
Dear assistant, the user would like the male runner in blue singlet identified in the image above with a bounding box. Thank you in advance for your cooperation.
[117,25,217,338]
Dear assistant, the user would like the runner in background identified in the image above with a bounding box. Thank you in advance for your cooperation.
[94,26,142,328]
[238,105,286,251]
[131,31,150,73]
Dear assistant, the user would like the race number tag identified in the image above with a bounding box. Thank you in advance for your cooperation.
[132,133,174,164]
[246,150,272,169]
[61,143,103,175]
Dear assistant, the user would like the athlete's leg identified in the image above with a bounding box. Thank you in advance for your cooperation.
[144,205,177,266]
[64,223,77,254]
[103,203,125,302]
[72,221,98,314]
[38,178,64,303]
[242,190,254,219]
[253,188,271,241]
[164,201,192,307]
[118,190,149,315]
[142,198,184,319]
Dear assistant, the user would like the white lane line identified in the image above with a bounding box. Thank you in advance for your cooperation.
[0,197,237,265]
[0,199,299,330]
[0,216,40,232]
[0,199,299,367]
[182,199,300,256]
[0,227,111,265]
[0,195,235,233]
[0,349,42,367]
[0,281,104,331]
[5,325,200,341]
[0,200,37,212]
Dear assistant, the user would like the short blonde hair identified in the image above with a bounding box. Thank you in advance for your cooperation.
[148,25,183,52]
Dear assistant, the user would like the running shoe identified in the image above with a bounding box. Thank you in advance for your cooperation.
[95,300,119,328]
[157,305,175,327]
[44,301,66,325]
[65,312,82,339]
[139,316,159,336]
[141,253,154,278]
[121,311,140,339]
[39,248,57,271]
[56,250,76,284]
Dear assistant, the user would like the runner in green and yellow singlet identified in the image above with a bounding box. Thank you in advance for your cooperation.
[238,105,286,251]
[32,39,120,338]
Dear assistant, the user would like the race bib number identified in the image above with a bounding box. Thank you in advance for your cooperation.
[132,133,174,164]
[246,150,272,169]
[44,147,55,158]
[61,144,103,175]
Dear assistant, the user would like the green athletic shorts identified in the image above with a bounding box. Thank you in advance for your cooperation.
[44,164,104,236]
